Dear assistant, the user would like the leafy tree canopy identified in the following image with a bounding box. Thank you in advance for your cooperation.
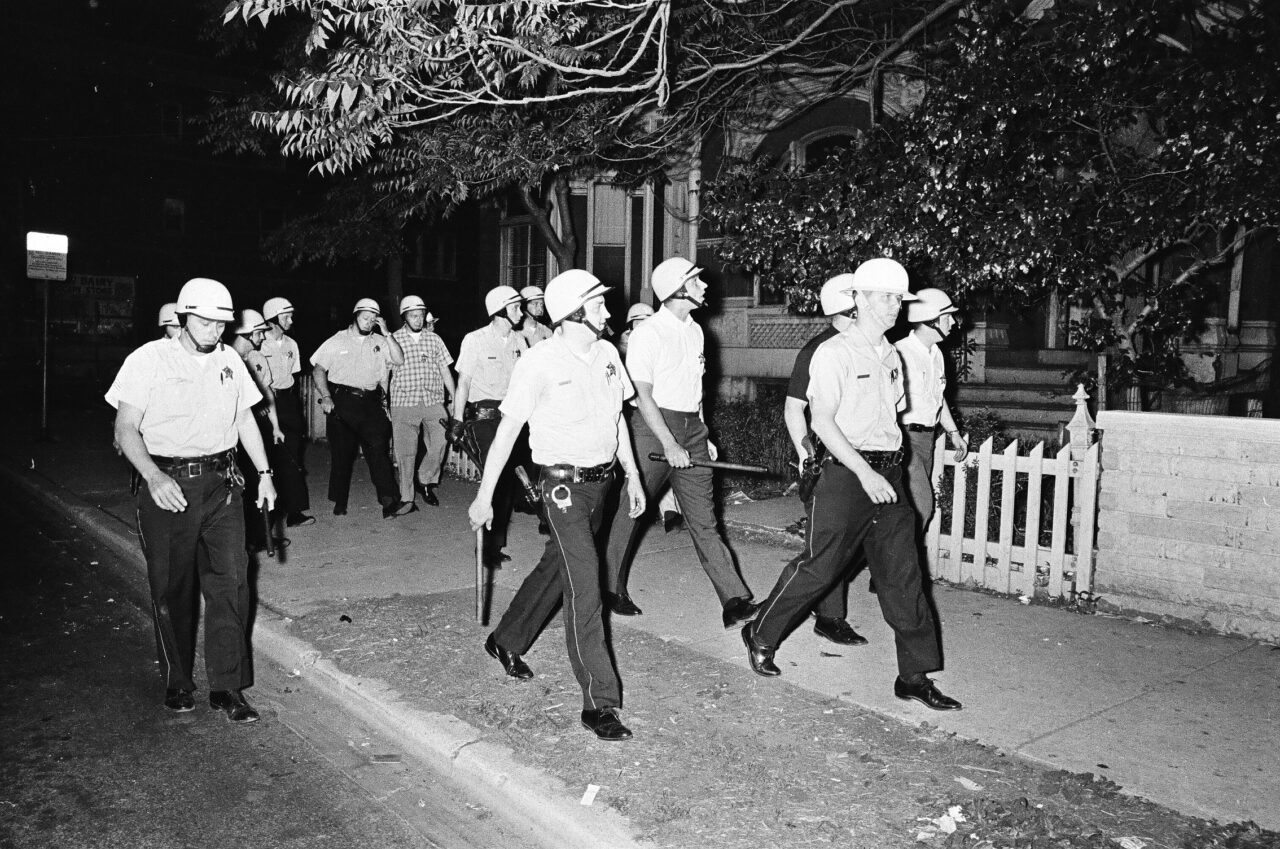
[205,0,963,267]
[704,0,1279,387]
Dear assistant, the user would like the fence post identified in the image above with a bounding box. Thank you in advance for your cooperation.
[1065,384,1098,600]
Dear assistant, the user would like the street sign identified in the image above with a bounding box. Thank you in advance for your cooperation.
[27,231,69,281]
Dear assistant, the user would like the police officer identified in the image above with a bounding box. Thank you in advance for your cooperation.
[896,288,969,531]
[617,302,653,356]
[311,298,413,519]
[158,303,181,339]
[261,296,314,527]
[519,285,553,347]
[231,309,286,550]
[389,295,456,508]
[469,270,645,741]
[451,286,529,565]
[781,274,870,647]
[743,259,963,712]
[602,257,758,629]
[106,277,276,722]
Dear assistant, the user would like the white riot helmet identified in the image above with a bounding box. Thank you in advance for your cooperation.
[626,303,655,323]
[544,270,611,325]
[234,308,269,335]
[157,303,180,327]
[263,296,293,322]
[352,297,381,316]
[651,257,703,301]
[176,278,235,322]
[819,274,858,316]
[520,285,544,302]
[399,295,426,315]
[906,288,959,323]
[850,258,917,300]
[484,286,522,317]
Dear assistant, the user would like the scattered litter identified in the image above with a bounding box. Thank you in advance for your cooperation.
[30,459,35,470]
[954,776,984,791]
[370,753,401,764]
[89,561,99,566]
[339,614,352,623]
[724,489,753,505]
[580,784,600,806]
[1115,838,1147,849]
[106,598,114,603]
[417,800,426,808]
[287,669,302,678]
[916,805,966,840]
[1018,595,1031,604]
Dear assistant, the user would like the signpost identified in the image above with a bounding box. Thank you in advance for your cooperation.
[27,232,68,440]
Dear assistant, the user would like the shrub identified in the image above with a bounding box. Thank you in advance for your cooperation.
[706,386,793,497]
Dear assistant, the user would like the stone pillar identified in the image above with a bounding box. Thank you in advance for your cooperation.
[963,319,1008,383]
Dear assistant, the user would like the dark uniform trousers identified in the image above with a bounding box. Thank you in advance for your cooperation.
[903,428,938,531]
[605,409,748,604]
[468,400,523,557]
[137,467,252,693]
[326,386,400,510]
[753,462,942,676]
[272,385,310,514]
[493,472,621,711]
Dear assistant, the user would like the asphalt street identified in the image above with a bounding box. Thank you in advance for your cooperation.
[0,495,539,849]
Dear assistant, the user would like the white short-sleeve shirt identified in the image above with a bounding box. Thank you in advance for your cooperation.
[105,337,262,457]
[623,306,704,412]
[260,333,301,390]
[500,333,634,467]
[456,324,527,402]
[310,327,395,391]
[894,332,947,427]
[808,325,905,452]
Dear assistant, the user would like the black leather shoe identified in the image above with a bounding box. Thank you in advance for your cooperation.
[209,689,260,723]
[894,676,962,711]
[721,596,760,630]
[485,634,533,680]
[483,551,511,569]
[333,504,347,516]
[537,521,549,535]
[606,592,643,617]
[286,512,316,527]
[662,511,684,533]
[813,617,869,646]
[164,688,195,712]
[383,500,417,518]
[423,485,439,507]
[742,625,780,677]
[580,707,632,741]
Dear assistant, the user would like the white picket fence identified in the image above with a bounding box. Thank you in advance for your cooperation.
[923,435,1100,600]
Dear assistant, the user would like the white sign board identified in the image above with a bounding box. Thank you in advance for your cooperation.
[27,231,69,281]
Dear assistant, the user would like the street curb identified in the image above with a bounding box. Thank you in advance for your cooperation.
[0,461,643,849]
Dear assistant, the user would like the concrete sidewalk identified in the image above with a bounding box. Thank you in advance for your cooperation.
[3,407,1276,839]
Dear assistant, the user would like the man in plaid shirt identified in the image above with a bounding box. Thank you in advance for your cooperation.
[390,296,456,508]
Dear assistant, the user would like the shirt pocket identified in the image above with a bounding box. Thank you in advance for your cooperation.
[544,379,589,424]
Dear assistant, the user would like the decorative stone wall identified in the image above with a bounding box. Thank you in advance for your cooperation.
[1094,410,1280,643]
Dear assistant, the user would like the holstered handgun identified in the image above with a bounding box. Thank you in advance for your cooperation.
[797,434,826,503]
[513,466,545,519]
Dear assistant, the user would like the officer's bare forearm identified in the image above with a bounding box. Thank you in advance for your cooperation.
[441,367,457,404]
[783,397,810,459]
[614,416,639,478]
[453,374,472,420]
[114,406,164,480]
[940,403,961,437]
[475,416,521,502]
[312,366,332,399]
[236,410,272,473]
[634,382,677,449]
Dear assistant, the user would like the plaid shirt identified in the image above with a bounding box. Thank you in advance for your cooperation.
[389,327,453,406]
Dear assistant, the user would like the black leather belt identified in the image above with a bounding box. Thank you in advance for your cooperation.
[905,423,936,433]
[829,449,902,471]
[150,452,232,478]
[542,461,615,483]
[332,383,378,398]
[466,400,502,421]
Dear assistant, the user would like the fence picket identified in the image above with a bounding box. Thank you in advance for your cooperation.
[1020,442,1045,597]
[1047,444,1072,597]
[949,452,968,583]
[995,440,1019,592]
[925,434,946,573]
[1074,442,1101,596]
[972,437,995,584]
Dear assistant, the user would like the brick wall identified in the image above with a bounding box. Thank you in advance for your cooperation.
[1095,410,1280,643]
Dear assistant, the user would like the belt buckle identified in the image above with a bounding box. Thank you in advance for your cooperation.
[185,461,202,477]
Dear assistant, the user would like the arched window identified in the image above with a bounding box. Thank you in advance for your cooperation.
[790,129,863,171]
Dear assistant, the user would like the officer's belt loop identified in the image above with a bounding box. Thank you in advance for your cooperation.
[905,423,936,433]
[465,400,502,421]
[827,449,903,471]
[542,461,615,483]
[150,452,231,478]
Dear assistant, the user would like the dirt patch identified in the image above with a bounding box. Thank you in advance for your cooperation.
[287,591,1275,849]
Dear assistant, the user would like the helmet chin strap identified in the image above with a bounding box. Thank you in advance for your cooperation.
[184,327,218,354]
[669,290,705,307]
